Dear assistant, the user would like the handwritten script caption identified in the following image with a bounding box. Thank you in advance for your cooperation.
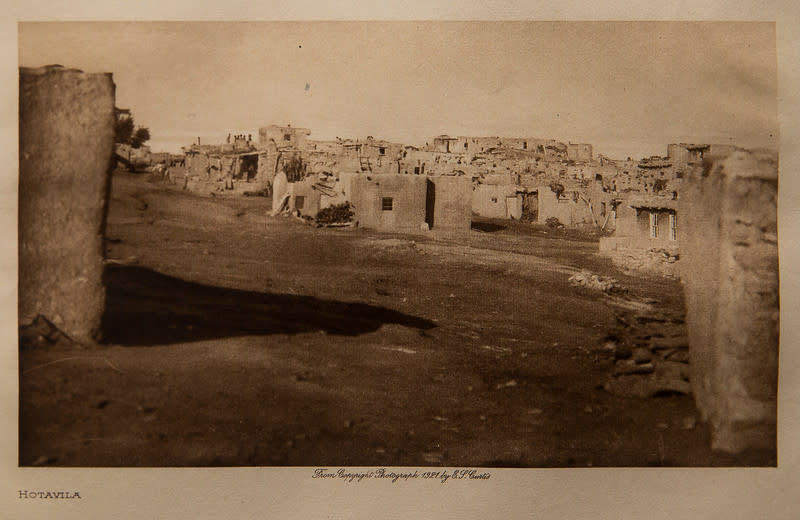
[312,468,491,484]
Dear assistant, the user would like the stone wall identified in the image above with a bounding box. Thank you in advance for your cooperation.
[679,149,778,454]
[19,66,116,342]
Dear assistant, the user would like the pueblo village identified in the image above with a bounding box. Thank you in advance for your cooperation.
[18,23,779,467]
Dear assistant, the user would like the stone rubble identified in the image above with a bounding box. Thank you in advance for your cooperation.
[601,313,691,398]
[606,247,679,278]
[568,270,623,293]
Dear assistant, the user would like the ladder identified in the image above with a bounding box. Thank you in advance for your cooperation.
[359,156,372,172]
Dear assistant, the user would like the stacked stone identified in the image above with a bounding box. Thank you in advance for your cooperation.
[604,317,691,397]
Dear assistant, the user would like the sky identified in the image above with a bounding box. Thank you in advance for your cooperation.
[18,21,778,159]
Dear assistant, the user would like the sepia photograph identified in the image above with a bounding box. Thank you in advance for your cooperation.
[6,7,799,517]
[16,21,780,468]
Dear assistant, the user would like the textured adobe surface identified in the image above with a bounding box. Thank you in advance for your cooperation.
[680,150,778,453]
[19,66,116,342]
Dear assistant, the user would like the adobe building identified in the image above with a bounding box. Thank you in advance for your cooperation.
[114,142,151,168]
[351,174,427,233]
[567,143,593,163]
[337,136,405,175]
[599,194,679,254]
[432,135,459,153]
[535,184,597,228]
[667,143,739,168]
[258,124,311,151]
[472,184,523,219]
[350,174,471,234]
[19,65,116,342]
[431,135,567,158]
[285,173,351,218]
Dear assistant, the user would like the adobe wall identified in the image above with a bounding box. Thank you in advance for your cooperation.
[472,184,520,219]
[537,188,592,226]
[288,178,322,218]
[19,66,116,342]
[567,143,593,163]
[351,174,427,233]
[613,204,637,236]
[187,153,210,178]
[679,150,778,454]
[428,176,472,233]
[537,188,571,225]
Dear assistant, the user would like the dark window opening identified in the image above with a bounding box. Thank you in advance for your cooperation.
[382,197,393,211]
[379,147,386,155]
[523,141,527,150]
[283,134,291,141]
[295,195,305,209]
[414,166,420,175]
[464,142,468,149]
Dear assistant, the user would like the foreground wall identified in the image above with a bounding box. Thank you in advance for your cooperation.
[19,66,116,342]
[679,150,779,454]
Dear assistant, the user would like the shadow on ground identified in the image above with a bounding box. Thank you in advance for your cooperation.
[101,265,435,346]
[470,220,507,233]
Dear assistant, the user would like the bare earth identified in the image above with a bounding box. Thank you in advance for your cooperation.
[19,170,774,467]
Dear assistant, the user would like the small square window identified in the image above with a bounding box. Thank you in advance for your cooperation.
[283,134,291,141]
[379,147,386,155]
[382,197,393,211]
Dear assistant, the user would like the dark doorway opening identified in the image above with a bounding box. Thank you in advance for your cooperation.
[425,179,436,229]
[240,154,259,181]
[522,191,538,222]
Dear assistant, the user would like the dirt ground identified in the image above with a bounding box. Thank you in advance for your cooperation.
[19,169,775,467]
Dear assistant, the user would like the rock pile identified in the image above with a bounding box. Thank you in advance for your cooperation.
[608,247,679,278]
[568,270,623,293]
[602,315,691,398]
